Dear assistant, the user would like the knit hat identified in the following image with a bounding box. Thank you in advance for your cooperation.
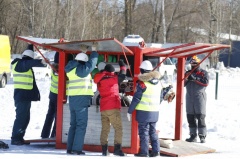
[104,64,115,72]
[190,55,200,64]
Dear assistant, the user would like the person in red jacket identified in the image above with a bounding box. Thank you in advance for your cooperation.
[94,60,126,156]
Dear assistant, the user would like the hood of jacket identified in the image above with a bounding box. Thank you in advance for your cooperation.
[138,71,161,84]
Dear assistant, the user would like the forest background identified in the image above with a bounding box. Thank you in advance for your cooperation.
[0,0,239,67]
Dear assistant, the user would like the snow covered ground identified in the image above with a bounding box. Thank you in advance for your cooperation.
[0,66,240,158]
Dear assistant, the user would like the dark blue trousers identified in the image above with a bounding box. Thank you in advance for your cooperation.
[138,122,160,155]
[67,95,91,152]
[11,100,31,141]
[41,100,57,138]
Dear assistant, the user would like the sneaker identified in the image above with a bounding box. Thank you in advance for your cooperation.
[186,134,197,142]
[134,153,148,157]
[149,152,160,157]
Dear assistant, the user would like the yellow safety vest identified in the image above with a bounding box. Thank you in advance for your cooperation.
[50,71,58,94]
[66,68,93,96]
[136,81,161,111]
[12,62,33,90]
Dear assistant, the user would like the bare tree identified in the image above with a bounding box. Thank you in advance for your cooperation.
[124,0,136,36]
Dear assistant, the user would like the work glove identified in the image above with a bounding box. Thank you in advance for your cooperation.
[118,59,125,67]
[188,73,200,81]
[41,58,49,66]
[52,63,59,73]
[188,74,195,80]
[79,44,89,53]
[91,42,98,51]
[127,113,131,121]
[163,85,175,103]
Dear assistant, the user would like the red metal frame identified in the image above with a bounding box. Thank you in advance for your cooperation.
[16,36,230,153]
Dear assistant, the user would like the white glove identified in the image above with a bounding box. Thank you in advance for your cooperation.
[41,58,49,66]
[127,113,131,121]
[91,42,98,51]
[79,44,89,53]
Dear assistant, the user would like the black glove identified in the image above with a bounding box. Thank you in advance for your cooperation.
[188,74,198,81]
[118,59,125,67]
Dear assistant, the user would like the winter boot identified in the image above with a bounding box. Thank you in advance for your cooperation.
[114,144,126,156]
[186,134,197,142]
[199,134,206,143]
[102,144,109,156]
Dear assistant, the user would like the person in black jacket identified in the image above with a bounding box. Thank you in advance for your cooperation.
[11,44,47,145]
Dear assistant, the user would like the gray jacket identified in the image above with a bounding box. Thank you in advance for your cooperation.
[184,68,209,115]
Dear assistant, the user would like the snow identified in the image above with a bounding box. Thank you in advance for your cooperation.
[1,65,240,158]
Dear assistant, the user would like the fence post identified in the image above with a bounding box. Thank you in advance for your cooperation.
[215,71,219,100]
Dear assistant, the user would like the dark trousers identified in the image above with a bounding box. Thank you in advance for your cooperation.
[187,114,206,135]
[67,96,91,152]
[138,122,160,155]
[11,100,31,141]
[41,100,57,138]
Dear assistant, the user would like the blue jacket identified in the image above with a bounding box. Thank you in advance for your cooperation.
[65,51,98,77]
[128,71,162,123]
[65,51,98,104]
[11,57,44,101]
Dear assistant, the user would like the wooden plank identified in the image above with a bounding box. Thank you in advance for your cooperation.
[160,140,216,157]
[25,138,55,143]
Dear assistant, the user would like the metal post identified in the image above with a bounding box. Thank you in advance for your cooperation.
[215,71,219,100]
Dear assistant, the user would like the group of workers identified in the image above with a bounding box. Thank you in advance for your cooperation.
[2,42,209,157]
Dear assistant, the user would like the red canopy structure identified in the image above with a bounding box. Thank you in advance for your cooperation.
[16,36,230,154]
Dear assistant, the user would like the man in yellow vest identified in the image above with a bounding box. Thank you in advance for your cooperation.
[11,44,47,145]
[127,60,162,157]
[41,52,59,138]
[65,43,98,155]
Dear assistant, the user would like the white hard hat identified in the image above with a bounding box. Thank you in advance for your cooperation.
[75,52,88,62]
[98,62,106,71]
[22,50,34,58]
[139,60,153,71]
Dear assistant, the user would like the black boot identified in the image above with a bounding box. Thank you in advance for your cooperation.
[199,134,206,143]
[114,144,126,156]
[186,134,197,142]
[102,144,109,156]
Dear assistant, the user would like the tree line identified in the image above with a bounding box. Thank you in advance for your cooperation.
[0,0,239,66]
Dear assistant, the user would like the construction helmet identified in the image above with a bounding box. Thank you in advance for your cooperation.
[190,55,200,64]
[139,60,153,71]
[75,52,88,62]
[22,50,34,59]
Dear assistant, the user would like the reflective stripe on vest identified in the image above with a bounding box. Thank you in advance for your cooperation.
[66,68,93,96]
[12,62,33,90]
[136,81,161,111]
[50,71,58,94]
